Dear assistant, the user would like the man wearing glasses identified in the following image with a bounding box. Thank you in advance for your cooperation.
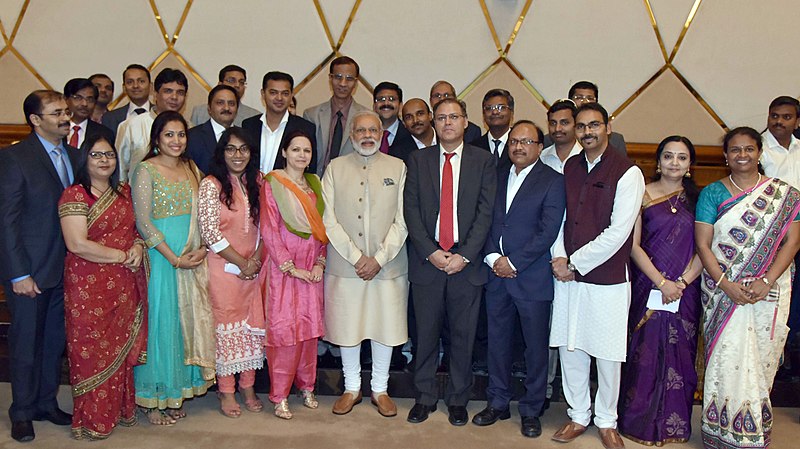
[0,90,81,442]
[404,98,496,427]
[190,65,260,127]
[429,80,482,144]
[543,81,627,154]
[549,103,644,449]
[471,89,515,174]
[186,85,239,174]
[63,78,114,151]
[303,56,369,176]
[372,81,414,163]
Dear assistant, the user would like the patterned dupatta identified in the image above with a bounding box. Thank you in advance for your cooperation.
[265,170,328,244]
[702,178,800,361]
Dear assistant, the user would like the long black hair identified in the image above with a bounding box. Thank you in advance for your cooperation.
[652,135,699,211]
[72,133,122,199]
[142,110,189,162]
[207,126,260,225]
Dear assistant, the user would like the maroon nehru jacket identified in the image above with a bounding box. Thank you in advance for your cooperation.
[563,145,635,285]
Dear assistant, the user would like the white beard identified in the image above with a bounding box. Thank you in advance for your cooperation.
[353,139,378,156]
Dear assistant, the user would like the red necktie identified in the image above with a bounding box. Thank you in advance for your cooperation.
[439,152,455,251]
[379,130,390,154]
[69,125,80,148]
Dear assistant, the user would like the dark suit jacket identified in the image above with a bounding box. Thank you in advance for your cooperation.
[403,143,497,286]
[470,131,512,173]
[543,131,628,154]
[388,120,417,162]
[465,121,482,144]
[186,120,217,175]
[242,113,318,174]
[0,133,80,289]
[101,106,129,138]
[483,162,565,300]
[76,120,115,151]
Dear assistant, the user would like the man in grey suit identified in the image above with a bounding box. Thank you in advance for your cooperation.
[404,98,496,427]
[102,64,152,138]
[0,90,80,442]
[303,56,369,176]
[190,64,260,126]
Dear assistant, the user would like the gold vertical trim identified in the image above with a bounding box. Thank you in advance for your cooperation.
[336,0,361,50]
[667,64,727,130]
[0,19,9,45]
[8,46,50,89]
[148,0,170,45]
[611,65,668,118]
[170,0,193,46]
[149,49,172,71]
[459,57,502,99]
[312,0,336,49]
[668,0,702,62]
[479,0,503,55]
[171,49,212,91]
[503,0,533,56]
[0,46,8,58]
[8,0,29,45]
[643,0,669,62]
[503,58,547,106]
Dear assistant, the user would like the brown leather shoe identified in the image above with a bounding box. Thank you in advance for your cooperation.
[552,421,587,443]
[598,428,625,449]
[332,390,362,415]
[371,393,397,417]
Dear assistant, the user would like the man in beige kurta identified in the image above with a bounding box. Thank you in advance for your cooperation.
[322,111,408,417]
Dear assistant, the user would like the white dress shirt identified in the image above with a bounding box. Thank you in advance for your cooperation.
[209,118,226,142]
[412,133,437,149]
[761,130,800,188]
[488,128,510,158]
[540,140,582,174]
[483,161,537,270]
[259,111,289,173]
[384,119,400,146]
[68,119,88,148]
[126,101,151,119]
[434,143,463,244]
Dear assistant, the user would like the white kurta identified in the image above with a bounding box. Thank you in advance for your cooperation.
[321,152,409,347]
[115,111,156,183]
[549,161,645,362]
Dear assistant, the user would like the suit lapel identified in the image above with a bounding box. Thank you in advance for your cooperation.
[318,102,331,149]
[426,146,440,201]
[505,162,543,217]
[28,134,64,187]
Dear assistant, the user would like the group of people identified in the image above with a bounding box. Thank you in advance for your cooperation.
[1,55,799,449]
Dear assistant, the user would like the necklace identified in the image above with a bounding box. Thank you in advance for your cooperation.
[666,191,682,214]
[90,184,109,195]
[729,173,761,193]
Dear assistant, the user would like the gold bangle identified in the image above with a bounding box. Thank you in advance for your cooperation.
[174,256,181,268]
[657,278,667,288]
[716,271,726,286]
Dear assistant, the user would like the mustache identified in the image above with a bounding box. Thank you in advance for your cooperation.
[379,105,395,111]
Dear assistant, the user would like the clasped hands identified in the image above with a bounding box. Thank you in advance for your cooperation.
[721,277,770,305]
[429,249,467,275]
[491,256,516,278]
[551,257,574,282]
[355,255,381,281]
[123,243,144,272]
[289,264,324,284]
[237,258,262,281]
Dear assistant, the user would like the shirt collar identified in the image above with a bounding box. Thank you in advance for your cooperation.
[209,118,227,141]
[763,129,800,151]
[127,101,150,115]
[440,142,464,159]
[509,159,537,177]
[35,131,61,153]
[330,97,354,116]
[412,133,436,149]
[385,118,400,137]
[489,128,510,145]
[70,119,88,131]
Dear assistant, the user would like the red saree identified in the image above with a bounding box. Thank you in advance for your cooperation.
[59,184,148,440]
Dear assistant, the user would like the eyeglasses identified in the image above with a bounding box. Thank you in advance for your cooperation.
[354,127,381,136]
[374,96,398,103]
[330,73,357,83]
[431,92,454,100]
[571,94,597,103]
[508,138,539,146]
[223,77,247,87]
[434,113,465,123]
[70,94,97,103]
[575,121,604,131]
[224,144,251,155]
[36,109,72,118]
[89,151,117,159]
[483,104,511,112]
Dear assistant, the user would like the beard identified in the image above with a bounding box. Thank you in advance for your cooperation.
[353,138,379,156]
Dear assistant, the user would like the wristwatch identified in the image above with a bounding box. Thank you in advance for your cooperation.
[567,261,576,272]
[462,256,470,264]
[762,277,772,286]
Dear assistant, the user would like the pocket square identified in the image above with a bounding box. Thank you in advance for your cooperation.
[383,178,395,186]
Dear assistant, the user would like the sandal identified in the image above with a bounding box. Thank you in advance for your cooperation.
[218,392,241,418]
[300,389,319,409]
[141,407,175,426]
[240,387,263,413]
[273,399,293,420]
[165,407,186,420]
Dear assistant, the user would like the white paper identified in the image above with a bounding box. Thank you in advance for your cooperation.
[224,262,241,275]
[646,289,680,313]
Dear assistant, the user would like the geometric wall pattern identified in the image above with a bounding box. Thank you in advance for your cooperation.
[2,0,798,146]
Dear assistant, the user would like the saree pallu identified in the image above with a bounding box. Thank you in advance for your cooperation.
[59,185,148,440]
[619,191,701,446]
[700,178,800,449]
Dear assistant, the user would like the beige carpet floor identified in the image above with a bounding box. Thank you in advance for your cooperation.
[0,383,798,448]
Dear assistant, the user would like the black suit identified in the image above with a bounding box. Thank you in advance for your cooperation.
[186,120,218,174]
[482,162,565,417]
[464,121,482,144]
[242,113,318,174]
[471,131,512,173]
[73,121,115,151]
[101,106,129,138]
[0,133,80,423]
[388,121,417,162]
[403,143,496,407]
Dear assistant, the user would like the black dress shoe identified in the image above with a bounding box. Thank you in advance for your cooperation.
[447,405,469,426]
[472,406,511,426]
[407,403,436,423]
[11,420,35,442]
[520,415,542,438]
[34,408,72,426]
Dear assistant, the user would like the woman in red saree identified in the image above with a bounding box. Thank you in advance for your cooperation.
[59,134,147,440]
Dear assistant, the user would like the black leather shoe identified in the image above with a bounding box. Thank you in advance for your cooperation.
[472,406,511,426]
[447,405,469,426]
[34,408,72,426]
[521,415,542,438]
[407,403,436,423]
[11,420,35,442]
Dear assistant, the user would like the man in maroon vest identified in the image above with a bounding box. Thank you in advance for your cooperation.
[549,103,644,449]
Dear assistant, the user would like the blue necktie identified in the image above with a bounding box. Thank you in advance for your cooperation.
[52,147,70,187]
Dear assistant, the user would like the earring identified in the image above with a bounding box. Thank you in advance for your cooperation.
[656,166,661,174]
[684,170,691,178]
[154,146,159,154]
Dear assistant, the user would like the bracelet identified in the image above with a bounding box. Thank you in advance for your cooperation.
[118,250,127,263]
[657,278,667,288]
[762,276,772,287]
[716,271,726,286]
[173,256,182,268]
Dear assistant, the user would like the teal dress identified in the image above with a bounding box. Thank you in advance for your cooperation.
[131,161,211,409]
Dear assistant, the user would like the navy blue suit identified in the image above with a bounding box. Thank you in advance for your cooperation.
[186,120,217,174]
[482,160,565,417]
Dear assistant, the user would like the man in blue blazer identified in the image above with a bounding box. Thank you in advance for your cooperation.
[186,84,239,174]
[472,120,565,438]
[0,90,81,442]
